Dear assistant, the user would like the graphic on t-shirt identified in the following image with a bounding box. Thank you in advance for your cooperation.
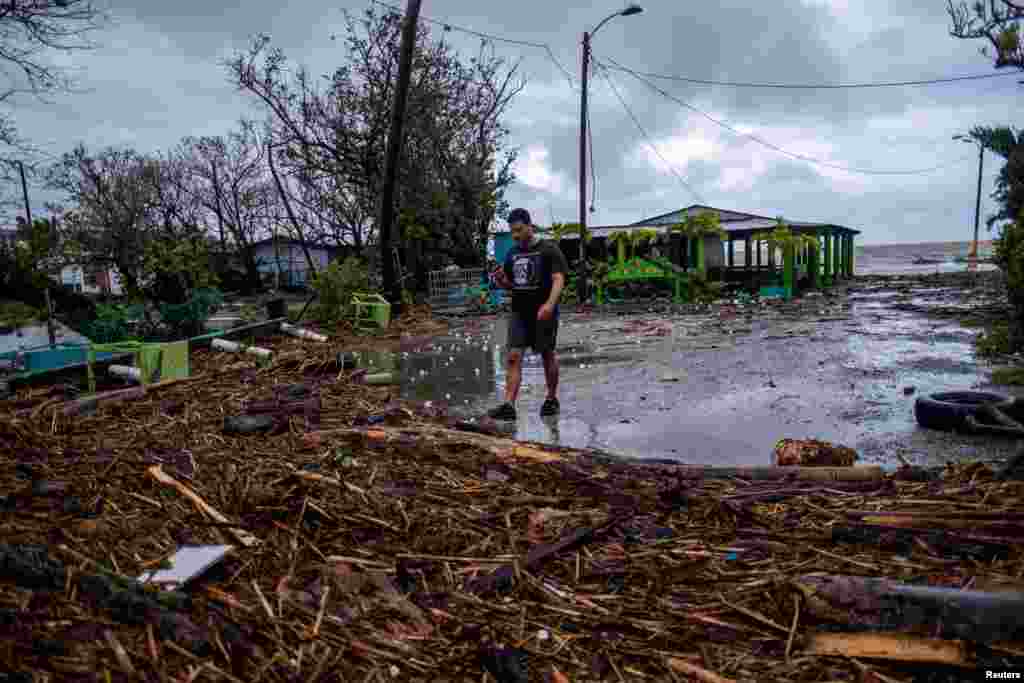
[512,253,540,289]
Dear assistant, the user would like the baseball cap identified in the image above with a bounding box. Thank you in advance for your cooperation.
[507,208,531,225]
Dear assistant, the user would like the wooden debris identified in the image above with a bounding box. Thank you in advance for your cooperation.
[805,632,970,666]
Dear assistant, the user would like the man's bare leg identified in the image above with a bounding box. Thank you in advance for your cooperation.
[541,350,559,400]
[504,349,524,404]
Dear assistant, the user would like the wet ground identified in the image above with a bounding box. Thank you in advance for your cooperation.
[368,275,1021,468]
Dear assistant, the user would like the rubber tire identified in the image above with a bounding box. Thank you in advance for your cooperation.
[914,391,1015,432]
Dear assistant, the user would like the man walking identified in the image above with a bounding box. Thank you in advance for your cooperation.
[488,208,568,421]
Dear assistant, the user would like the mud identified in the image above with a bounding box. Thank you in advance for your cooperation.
[392,272,1020,468]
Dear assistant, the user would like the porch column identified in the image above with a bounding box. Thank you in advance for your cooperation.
[782,243,795,299]
[695,236,706,273]
[810,233,821,289]
[823,232,833,286]
[728,238,735,269]
[755,240,762,269]
[744,237,752,269]
[768,242,776,270]
[833,231,842,280]
[848,236,856,276]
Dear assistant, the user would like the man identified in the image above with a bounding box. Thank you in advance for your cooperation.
[488,208,568,421]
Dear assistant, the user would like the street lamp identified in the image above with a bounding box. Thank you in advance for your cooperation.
[953,134,985,263]
[579,4,643,304]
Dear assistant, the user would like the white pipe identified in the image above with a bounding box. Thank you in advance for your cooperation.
[280,322,327,343]
[109,364,141,383]
[212,338,273,359]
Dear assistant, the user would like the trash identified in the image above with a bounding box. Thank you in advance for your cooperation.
[211,338,272,359]
[280,322,328,342]
[223,414,275,434]
[336,351,358,369]
[902,385,916,396]
[480,646,528,683]
[793,574,1024,643]
[773,438,858,467]
[364,372,398,386]
[138,545,233,589]
[108,364,142,383]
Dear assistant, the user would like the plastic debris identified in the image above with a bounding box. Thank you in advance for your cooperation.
[280,322,328,343]
[212,338,273,359]
[138,545,234,589]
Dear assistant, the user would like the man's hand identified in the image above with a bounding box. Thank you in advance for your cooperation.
[537,302,555,321]
[493,268,511,289]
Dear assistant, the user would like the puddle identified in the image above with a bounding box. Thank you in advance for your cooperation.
[395,285,1010,467]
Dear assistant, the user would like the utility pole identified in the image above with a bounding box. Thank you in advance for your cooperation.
[377,0,422,315]
[17,160,56,347]
[578,31,591,305]
[971,142,984,262]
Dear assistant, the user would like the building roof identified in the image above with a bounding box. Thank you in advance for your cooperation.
[626,204,860,236]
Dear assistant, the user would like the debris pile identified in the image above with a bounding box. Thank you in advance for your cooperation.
[0,312,1022,681]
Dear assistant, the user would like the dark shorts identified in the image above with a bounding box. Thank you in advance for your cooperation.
[507,306,559,353]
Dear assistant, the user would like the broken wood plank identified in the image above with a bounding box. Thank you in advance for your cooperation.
[670,465,883,482]
[146,465,260,547]
[666,658,737,683]
[60,387,147,417]
[856,515,1024,537]
[793,574,1024,643]
[805,632,970,667]
[831,523,1011,560]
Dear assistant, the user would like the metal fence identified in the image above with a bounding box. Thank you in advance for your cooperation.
[427,267,488,312]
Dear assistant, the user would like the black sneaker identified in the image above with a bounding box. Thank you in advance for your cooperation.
[540,397,560,416]
[487,402,517,421]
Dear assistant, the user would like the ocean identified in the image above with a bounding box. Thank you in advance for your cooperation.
[855,240,998,276]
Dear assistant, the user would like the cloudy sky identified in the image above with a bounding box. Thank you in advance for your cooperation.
[11,0,1022,245]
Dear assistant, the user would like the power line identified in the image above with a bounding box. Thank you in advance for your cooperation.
[367,0,577,90]
[597,54,975,177]
[600,56,1022,89]
[594,61,706,205]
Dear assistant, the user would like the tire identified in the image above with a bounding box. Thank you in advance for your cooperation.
[914,391,1015,432]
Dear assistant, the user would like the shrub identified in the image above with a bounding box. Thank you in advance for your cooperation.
[994,218,1024,351]
[0,302,41,330]
[159,288,224,339]
[81,302,143,343]
[977,323,1012,358]
[310,257,369,325]
[992,367,1024,385]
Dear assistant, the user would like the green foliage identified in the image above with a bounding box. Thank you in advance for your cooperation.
[670,212,727,240]
[993,217,1024,351]
[82,302,144,343]
[0,302,42,329]
[977,323,1012,357]
[311,257,370,325]
[753,219,819,254]
[992,367,1024,386]
[689,271,723,304]
[159,288,224,338]
[552,222,591,244]
[141,239,219,306]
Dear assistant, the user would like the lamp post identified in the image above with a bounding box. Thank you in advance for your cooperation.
[953,134,985,264]
[579,4,643,304]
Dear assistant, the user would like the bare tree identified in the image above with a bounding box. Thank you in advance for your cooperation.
[949,0,1024,72]
[225,7,524,290]
[177,120,277,286]
[45,144,160,298]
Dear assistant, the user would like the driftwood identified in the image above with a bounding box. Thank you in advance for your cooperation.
[466,514,628,595]
[60,386,147,417]
[804,632,970,666]
[850,514,1024,537]
[670,465,883,482]
[666,658,737,683]
[831,523,1012,560]
[793,574,1024,643]
[146,465,260,547]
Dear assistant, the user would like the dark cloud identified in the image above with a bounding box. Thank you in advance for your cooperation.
[3,0,1017,242]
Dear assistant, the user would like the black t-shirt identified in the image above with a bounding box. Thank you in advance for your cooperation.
[503,237,569,314]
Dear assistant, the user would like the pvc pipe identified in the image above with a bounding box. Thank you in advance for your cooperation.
[211,338,273,359]
[280,322,327,343]
[109,364,141,383]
